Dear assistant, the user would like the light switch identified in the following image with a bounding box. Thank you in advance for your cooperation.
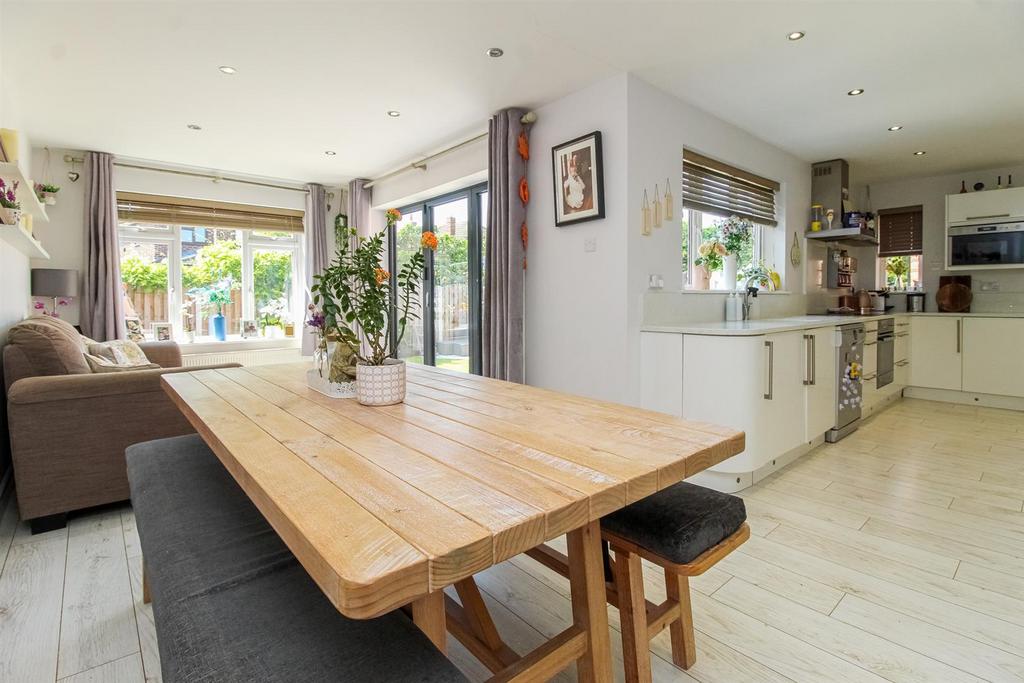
[584,237,597,253]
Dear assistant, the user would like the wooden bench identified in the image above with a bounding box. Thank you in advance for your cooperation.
[126,434,467,683]
[527,481,749,683]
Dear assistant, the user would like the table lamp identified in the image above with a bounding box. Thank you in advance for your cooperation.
[31,268,79,315]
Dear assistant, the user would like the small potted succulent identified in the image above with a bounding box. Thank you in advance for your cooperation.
[311,208,436,405]
[34,183,60,206]
[0,178,22,225]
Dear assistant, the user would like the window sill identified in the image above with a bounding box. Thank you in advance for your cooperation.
[675,289,792,295]
[180,337,302,354]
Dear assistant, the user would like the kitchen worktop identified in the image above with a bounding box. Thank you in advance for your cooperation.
[642,311,1024,336]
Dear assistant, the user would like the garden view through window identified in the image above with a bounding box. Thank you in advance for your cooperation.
[118,222,301,342]
[681,210,770,290]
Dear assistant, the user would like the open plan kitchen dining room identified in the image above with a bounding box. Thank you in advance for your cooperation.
[2,2,1024,682]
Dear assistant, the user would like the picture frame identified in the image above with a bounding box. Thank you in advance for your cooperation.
[152,322,173,342]
[241,319,259,338]
[552,131,605,227]
[124,317,145,342]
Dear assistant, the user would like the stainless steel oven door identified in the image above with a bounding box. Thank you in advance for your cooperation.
[949,222,1024,267]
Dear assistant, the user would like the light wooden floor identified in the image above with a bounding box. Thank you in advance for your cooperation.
[2,397,1024,682]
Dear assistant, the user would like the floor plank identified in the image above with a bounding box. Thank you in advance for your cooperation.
[58,654,144,683]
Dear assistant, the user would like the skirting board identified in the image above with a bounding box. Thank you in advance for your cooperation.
[904,386,1024,411]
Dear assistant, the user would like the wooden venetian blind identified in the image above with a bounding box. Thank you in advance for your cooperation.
[682,150,779,226]
[116,192,304,232]
[877,205,923,256]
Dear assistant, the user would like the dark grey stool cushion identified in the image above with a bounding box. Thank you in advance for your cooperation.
[601,481,746,565]
[127,434,467,683]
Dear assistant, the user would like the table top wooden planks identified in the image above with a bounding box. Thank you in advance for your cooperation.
[161,362,744,620]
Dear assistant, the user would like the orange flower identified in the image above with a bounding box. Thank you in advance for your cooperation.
[420,231,438,250]
[520,221,528,250]
[517,132,530,160]
[375,267,389,284]
[518,176,529,204]
[386,208,401,221]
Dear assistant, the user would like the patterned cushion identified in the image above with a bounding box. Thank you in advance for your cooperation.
[88,339,151,366]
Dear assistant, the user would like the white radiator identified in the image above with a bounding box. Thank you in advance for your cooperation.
[182,347,302,368]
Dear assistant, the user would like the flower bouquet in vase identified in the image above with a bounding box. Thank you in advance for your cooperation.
[310,208,436,405]
[0,178,22,226]
[715,215,754,290]
[694,239,726,290]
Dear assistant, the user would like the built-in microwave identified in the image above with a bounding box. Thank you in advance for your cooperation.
[948,221,1024,269]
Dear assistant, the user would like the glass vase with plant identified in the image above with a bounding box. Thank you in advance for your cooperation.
[311,208,437,404]
[192,278,233,341]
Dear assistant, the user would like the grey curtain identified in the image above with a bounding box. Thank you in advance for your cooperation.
[484,108,528,382]
[302,183,328,355]
[83,151,124,341]
[348,178,372,241]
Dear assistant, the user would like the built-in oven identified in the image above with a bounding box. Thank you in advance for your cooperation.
[876,318,894,389]
[948,221,1024,268]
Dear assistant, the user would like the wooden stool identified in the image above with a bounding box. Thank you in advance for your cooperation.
[526,481,748,683]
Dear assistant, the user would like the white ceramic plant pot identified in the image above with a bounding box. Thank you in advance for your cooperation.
[0,207,20,225]
[43,193,57,206]
[356,358,406,406]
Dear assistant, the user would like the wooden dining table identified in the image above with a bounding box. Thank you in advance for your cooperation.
[161,362,744,682]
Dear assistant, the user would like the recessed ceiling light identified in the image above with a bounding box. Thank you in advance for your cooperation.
[186,123,202,130]
[888,125,903,131]
[386,110,401,118]
[218,65,237,75]
[324,150,336,156]
[913,150,927,156]
[486,47,504,58]
[847,88,865,96]
[787,31,805,41]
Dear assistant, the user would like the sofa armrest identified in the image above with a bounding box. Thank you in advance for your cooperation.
[138,341,183,368]
[7,363,241,405]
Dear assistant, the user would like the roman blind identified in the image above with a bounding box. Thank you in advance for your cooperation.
[877,205,923,256]
[116,192,304,232]
[682,150,779,226]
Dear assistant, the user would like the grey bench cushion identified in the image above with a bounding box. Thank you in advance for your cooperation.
[601,481,746,565]
[127,434,467,683]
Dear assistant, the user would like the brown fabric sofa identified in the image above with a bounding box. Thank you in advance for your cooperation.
[3,316,239,532]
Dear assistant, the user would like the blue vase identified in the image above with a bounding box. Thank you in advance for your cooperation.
[212,314,226,341]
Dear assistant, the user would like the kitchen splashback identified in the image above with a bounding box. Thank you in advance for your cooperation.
[643,290,806,326]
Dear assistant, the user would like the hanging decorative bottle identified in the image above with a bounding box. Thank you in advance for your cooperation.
[641,189,652,236]
[653,183,663,227]
[663,179,674,221]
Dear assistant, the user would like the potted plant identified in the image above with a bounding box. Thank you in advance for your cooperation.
[181,301,196,343]
[192,279,233,341]
[33,183,60,206]
[694,239,726,290]
[740,261,781,291]
[0,178,22,225]
[311,208,436,405]
[258,299,287,338]
[714,215,754,289]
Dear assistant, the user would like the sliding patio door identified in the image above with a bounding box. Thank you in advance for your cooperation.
[390,184,485,374]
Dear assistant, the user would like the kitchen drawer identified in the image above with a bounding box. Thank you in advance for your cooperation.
[863,337,878,376]
[895,330,910,362]
[895,358,910,386]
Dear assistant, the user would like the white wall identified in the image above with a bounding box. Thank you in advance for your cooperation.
[862,163,1024,313]
[369,135,488,210]
[526,74,630,403]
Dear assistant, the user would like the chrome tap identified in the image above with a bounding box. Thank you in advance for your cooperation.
[742,281,760,320]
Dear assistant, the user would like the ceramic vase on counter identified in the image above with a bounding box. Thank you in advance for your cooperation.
[723,254,738,290]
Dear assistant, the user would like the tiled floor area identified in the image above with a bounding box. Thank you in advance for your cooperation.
[2,397,1024,682]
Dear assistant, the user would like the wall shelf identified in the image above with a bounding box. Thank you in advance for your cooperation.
[0,160,50,223]
[0,222,50,260]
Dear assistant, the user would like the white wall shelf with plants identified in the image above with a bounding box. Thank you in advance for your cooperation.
[0,222,50,259]
[0,161,51,223]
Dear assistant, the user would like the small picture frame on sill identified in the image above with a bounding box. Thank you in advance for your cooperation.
[240,319,259,338]
[552,131,605,227]
[152,322,173,342]
[125,317,145,343]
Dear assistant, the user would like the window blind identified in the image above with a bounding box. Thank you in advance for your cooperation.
[682,150,779,226]
[116,192,304,232]
[877,206,923,256]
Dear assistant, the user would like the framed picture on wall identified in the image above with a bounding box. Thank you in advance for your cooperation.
[152,322,173,342]
[551,131,605,227]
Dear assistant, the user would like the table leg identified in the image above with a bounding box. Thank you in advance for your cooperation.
[567,520,613,683]
[412,589,447,654]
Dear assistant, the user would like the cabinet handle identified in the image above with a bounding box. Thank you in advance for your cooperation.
[764,340,774,400]
[811,334,817,386]
[896,332,909,337]
[803,334,812,386]
[864,340,878,346]
[965,213,1010,220]
[956,319,961,353]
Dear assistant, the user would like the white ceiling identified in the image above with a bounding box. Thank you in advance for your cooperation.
[3,1,1023,186]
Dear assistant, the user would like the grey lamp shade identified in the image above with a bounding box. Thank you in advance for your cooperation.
[31,269,80,298]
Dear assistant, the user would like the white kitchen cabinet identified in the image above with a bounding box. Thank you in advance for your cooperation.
[681,331,806,475]
[639,332,683,415]
[910,316,962,390]
[804,327,837,441]
[894,320,912,389]
[947,186,1024,225]
[962,318,1024,397]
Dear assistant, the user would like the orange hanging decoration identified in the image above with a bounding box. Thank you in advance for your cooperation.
[517,132,530,160]
[518,176,530,205]
[520,221,528,250]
